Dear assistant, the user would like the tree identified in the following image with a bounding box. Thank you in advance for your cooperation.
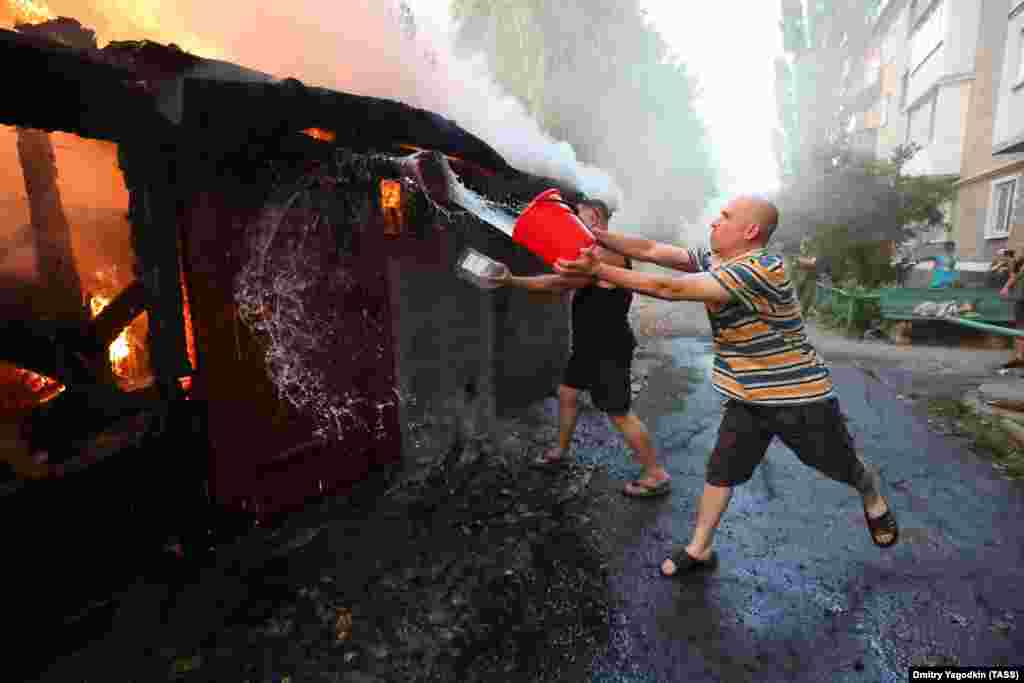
[448,0,717,241]
[776,143,956,286]
[775,0,879,183]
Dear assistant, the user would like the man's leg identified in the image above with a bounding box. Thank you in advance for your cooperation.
[661,483,732,574]
[607,412,670,486]
[544,383,580,461]
[662,400,773,576]
[1001,308,1024,367]
[776,398,898,547]
[538,351,588,464]
[593,351,669,491]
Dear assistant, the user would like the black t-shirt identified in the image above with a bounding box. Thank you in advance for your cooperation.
[571,260,636,354]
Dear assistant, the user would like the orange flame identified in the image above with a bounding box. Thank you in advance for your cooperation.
[8,0,56,25]
[302,128,337,143]
[90,294,132,377]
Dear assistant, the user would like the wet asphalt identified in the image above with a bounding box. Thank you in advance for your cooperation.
[567,336,1024,683]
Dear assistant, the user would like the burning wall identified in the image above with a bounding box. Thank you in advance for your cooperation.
[0,123,154,397]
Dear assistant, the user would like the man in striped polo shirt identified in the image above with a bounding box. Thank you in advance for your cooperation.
[554,195,899,578]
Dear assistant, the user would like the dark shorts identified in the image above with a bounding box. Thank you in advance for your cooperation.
[1015,300,1024,328]
[706,397,869,489]
[562,346,634,415]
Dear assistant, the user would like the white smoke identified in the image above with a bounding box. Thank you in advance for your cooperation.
[386,1,624,209]
[42,0,623,208]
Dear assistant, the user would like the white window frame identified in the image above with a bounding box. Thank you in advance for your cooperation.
[905,92,937,146]
[909,0,945,75]
[985,175,1020,239]
[1017,28,1024,88]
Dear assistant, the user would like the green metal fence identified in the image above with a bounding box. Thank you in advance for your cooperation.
[815,284,881,336]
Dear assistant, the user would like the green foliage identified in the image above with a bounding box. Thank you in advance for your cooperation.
[808,223,896,289]
[775,143,957,255]
[927,399,1024,480]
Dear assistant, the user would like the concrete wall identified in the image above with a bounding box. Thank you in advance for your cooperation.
[900,0,979,177]
[904,80,970,176]
[878,4,911,161]
[954,0,1024,261]
[993,1,1024,151]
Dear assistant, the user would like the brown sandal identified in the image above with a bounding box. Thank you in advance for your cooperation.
[530,452,571,469]
[864,500,899,548]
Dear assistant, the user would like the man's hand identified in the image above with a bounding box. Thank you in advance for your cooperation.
[481,262,511,287]
[1001,285,1012,299]
[554,245,601,276]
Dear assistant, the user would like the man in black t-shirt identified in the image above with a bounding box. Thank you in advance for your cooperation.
[487,199,672,498]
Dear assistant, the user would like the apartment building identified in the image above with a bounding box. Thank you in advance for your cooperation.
[979,0,1024,256]
[843,0,1024,283]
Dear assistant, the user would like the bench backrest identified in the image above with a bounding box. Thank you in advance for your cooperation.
[879,287,1015,322]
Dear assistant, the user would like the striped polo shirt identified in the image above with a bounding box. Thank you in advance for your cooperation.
[688,246,834,406]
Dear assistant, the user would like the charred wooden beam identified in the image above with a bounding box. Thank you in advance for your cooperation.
[91,280,148,351]
[119,143,192,394]
[180,77,513,174]
[1,320,98,386]
[0,29,168,144]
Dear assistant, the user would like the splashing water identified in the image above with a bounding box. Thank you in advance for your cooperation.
[234,180,413,443]
[436,160,520,236]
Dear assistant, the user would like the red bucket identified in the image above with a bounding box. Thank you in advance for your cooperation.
[512,189,595,266]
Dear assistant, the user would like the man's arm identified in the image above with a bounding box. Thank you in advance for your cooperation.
[796,255,817,270]
[1002,267,1019,297]
[503,273,596,292]
[559,260,732,304]
[593,230,700,272]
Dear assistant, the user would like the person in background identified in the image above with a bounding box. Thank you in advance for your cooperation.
[555,195,898,577]
[918,241,959,289]
[988,248,1015,289]
[485,199,672,498]
[892,248,917,287]
[998,250,1024,369]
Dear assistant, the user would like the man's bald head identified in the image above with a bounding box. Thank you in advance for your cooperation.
[736,195,779,245]
[709,195,782,258]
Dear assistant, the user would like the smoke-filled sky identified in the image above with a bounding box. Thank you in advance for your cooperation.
[638,0,783,212]
[5,0,783,242]
[414,0,784,233]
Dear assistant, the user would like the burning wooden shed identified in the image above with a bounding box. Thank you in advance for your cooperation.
[1,19,579,528]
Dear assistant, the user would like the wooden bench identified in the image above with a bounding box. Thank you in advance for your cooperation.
[878,287,1024,341]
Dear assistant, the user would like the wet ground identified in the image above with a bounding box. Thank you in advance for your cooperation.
[582,335,1024,682]
[28,300,1024,681]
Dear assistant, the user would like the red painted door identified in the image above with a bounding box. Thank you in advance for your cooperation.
[180,184,401,523]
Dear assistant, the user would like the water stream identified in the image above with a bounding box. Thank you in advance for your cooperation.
[437,159,521,236]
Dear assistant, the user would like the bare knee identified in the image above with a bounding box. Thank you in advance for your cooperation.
[607,411,636,429]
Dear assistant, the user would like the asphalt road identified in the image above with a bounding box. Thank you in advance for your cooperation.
[574,334,1024,683]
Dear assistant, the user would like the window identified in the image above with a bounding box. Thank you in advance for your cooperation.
[909,0,945,74]
[987,177,1019,239]
[1018,28,1024,85]
[910,0,936,27]
[906,94,936,146]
